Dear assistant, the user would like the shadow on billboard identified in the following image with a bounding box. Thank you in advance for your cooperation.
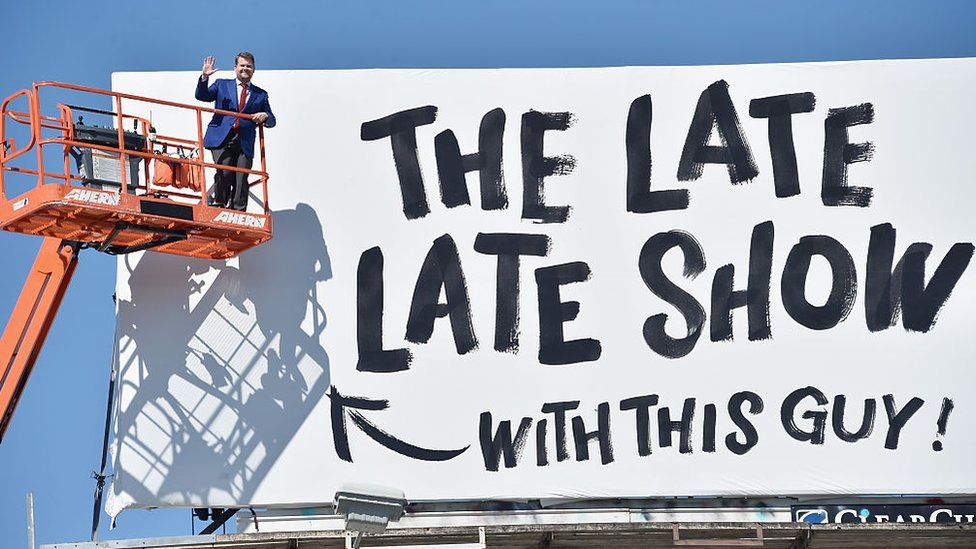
[111,203,332,507]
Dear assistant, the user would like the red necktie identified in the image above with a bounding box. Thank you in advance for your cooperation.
[234,82,248,131]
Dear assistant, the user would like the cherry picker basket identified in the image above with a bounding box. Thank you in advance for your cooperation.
[0,81,272,259]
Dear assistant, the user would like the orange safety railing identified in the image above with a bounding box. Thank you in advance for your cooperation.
[0,81,270,214]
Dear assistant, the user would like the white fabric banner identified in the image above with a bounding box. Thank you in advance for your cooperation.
[107,59,976,516]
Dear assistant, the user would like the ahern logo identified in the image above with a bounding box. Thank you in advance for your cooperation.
[64,188,120,206]
[213,211,267,228]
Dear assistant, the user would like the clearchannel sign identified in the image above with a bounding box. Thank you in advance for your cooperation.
[793,505,976,524]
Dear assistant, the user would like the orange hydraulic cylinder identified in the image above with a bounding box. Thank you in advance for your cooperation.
[0,238,79,442]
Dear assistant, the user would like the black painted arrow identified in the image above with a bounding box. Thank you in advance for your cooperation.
[329,386,469,462]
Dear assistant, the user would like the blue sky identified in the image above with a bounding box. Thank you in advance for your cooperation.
[0,0,973,545]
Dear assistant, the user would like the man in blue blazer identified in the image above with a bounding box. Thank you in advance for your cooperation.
[195,51,276,211]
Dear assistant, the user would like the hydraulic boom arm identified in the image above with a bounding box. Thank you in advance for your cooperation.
[0,238,79,442]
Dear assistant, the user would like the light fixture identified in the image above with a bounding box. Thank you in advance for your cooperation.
[334,483,407,548]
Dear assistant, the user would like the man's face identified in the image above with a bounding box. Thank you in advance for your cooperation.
[235,57,254,84]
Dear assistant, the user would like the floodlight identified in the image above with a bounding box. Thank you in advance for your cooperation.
[334,483,407,547]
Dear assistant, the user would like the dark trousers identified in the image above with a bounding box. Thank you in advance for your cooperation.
[209,132,253,211]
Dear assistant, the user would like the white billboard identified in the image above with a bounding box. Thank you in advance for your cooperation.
[107,59,976,516]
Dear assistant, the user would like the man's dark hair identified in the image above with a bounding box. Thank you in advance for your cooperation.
[236,51,255,67]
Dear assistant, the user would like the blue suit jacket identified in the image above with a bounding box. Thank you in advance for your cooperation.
[195,77,276,158]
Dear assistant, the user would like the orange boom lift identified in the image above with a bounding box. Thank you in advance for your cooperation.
[0,81,273,441]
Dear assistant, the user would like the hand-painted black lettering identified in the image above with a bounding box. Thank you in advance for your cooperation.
[866,224,974,333]
[726,391,763,455]
[865,223,901,332]
[702,403,717,453]
[658,398,695,454]
[620,394,659,456]
[831,395,875,443]
[356,247,412,373]
[639,231,706,358]
[902,243,974,333]
[626,94,689,213]
[749,93,816,198]
[521,110,576,223]
[542,400,580,462]
[711,221,774,341]
[933,397,954,452]
[406,234,478,354]
[572,402,614,464]
[535,262,602,365]
[435,108,507,210]
[435,130,472,208]
[474,233,551,352]
[536,418,549,466]
[677,80,759,184]
[361,106,437,219]
[479,412,533,471]
[781,236,857,330]
[781,386,828,444]
[883,394,924,450]
[821,103,874,207]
